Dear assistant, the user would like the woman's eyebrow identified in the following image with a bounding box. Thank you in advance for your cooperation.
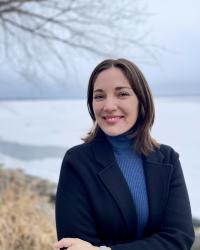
[93,86,132,93]
[93,89,104,93]
[115,86,132,90]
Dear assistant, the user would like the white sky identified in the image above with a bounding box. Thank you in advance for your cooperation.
[0,0,199,96]
[140,0,200,86]
[71,0,200,91]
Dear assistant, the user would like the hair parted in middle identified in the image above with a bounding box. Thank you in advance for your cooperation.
[83,58,159,156]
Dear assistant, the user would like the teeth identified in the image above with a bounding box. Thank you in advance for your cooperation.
[106,117,120,121]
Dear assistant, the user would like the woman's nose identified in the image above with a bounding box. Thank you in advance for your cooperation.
[103,98,117,112]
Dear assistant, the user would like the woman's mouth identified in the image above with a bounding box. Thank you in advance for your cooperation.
[102,115,124,124]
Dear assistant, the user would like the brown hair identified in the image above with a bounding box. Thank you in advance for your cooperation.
[83,58,159,155]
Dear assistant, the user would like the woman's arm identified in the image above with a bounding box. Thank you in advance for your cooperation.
[109,156,195,250]
[55,151,101,246]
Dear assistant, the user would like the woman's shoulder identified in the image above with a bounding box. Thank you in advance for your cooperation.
[145,143,179,165]
[159,143,179,156]
[62,141,94,161]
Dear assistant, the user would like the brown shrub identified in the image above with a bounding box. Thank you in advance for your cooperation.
[0,180,56,250]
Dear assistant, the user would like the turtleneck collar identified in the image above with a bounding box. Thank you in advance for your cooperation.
[105,132,134,151]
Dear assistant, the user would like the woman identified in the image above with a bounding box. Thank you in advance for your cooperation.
[54,58,194,250]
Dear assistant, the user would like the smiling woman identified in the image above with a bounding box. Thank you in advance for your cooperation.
[55,58,195,250]
[92,67,139,136]
[85,59,159,155]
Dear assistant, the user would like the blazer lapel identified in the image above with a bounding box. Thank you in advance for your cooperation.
[142,151,173,234]
[92,131,173,237]
[93,137,138,238]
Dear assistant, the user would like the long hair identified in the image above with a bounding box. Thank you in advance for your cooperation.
[83,58,159,155]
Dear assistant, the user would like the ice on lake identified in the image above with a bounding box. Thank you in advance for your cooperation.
[0,97,199,218]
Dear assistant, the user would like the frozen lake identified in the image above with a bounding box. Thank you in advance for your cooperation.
[0,98,199,218]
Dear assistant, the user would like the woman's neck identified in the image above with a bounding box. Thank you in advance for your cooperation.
[105,132,133,151]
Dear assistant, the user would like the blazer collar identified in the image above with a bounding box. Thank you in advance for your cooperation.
[142,153,173,235]
[93,134,138,238]
[92,131,173,237]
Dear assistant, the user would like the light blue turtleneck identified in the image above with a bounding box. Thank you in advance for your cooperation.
[106,133,149,238]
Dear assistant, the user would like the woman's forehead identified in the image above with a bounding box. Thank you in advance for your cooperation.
[94,67,131,89]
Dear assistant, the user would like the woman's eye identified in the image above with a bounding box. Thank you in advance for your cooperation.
[118,92,129,97]
[94,95,104,100]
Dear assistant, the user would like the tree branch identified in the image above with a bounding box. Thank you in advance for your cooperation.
[0,0,159,81]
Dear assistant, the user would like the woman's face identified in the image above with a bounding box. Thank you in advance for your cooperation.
[92,67,139,136]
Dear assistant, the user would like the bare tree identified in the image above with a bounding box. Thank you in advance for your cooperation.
[0,0,156,79]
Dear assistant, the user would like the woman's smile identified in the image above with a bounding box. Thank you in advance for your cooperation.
[92,67,139,136]
[102,115,124,124]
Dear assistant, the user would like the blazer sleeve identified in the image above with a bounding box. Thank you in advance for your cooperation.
[55,150,101,246]
[110,154,195,250]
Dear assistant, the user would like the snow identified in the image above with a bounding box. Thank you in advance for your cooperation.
[0,97,199,218]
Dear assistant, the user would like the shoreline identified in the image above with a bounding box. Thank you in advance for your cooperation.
[0,166,199,249]
[0,165,200,223]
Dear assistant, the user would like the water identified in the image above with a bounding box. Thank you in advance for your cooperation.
[0,98,199,218]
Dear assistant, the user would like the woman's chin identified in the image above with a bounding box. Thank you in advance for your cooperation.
[102,128,126,137]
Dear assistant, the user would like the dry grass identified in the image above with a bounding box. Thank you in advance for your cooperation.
[0,180,56,250]
[0,167,199,250]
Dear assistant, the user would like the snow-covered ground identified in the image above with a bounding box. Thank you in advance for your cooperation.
[0,98,199,218]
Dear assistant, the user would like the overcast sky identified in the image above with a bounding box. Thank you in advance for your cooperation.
[0,0,199,98]
[141,0,200,87]
[80,0,200,96]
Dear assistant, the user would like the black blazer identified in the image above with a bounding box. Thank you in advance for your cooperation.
[56,131,194,250]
